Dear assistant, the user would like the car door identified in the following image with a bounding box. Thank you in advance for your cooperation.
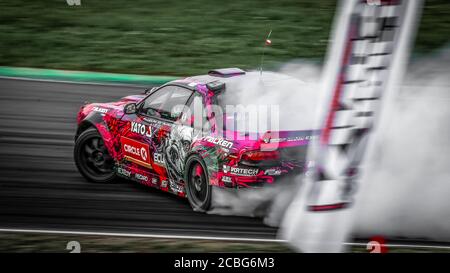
[116,87,168,184]
[126,85,193,188]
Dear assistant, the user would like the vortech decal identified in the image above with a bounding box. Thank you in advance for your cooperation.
[121,136,152,168]
[203,136,233,148]
[130,121,152,138]
[230,167,259,176]
[153,152,165,165]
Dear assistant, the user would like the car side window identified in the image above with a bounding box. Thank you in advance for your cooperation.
[141,86,171,117]
[182,93,210,131]
[141,85,193,121]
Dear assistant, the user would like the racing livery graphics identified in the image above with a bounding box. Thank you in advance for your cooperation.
[121,136,152,168]
[74,68,319,211]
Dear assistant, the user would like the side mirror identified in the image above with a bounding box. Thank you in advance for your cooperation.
[124,103,137,114]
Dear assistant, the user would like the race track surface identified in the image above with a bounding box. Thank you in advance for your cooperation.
[0,78,277,239]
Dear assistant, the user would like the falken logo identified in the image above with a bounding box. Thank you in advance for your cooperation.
[153,153,165,165]
[203,136,233,148]
[131,122,152,138]
[230,167,259,176]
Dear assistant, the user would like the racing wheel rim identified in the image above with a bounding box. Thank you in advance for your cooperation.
[77,133,114,179]
[188,163,208,205]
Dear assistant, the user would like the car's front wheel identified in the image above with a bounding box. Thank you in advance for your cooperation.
[74,127,116,183]
[184,155,212,212]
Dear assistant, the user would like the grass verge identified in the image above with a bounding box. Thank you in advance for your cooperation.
[0,0,448,76]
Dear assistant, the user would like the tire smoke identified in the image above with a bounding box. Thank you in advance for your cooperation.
[210,48,450,243]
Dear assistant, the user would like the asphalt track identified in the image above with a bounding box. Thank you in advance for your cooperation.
[0,78,278,240]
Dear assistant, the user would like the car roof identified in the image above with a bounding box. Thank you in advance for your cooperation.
[173,69,305,91]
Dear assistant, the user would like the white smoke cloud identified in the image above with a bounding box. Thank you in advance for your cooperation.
[210,48,450,243]
[353,47,450,242]
[218,67,322,132]
[209,60,322,223]
[210,178,300,227]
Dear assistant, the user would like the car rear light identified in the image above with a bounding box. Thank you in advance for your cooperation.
[241,150,280,162]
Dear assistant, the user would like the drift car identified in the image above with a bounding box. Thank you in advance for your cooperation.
[74,68,317,211]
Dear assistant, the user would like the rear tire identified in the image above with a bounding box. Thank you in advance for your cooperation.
[74,128,116,183]
[184,155,212,212]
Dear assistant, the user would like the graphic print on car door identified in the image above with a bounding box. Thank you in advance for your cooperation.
[119,85,194,194]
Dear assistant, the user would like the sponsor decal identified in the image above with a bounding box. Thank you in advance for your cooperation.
[121,136,152,168]
[135,173,149,182]
[264,168,282,176]
[222,165,231,174]
[93,106,108,114]
[230,167,259,176]
[286,135,316,142]
[117,167,131,177]
[169,181,183,193]
[269,138,287,143]
[153,152,165,165]
[203,136,233,148]
[130,121,152,138]
[222,176,232,183]
[151,177,158,185]
[161,180,168,188]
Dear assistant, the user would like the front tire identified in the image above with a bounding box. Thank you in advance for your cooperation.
[184,155,212,212]
[74,127,116,183]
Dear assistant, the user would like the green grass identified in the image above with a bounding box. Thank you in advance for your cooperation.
[0,0,448,76]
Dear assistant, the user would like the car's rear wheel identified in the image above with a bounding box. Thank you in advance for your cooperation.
[185,155,212,212]
[74,127,116,183]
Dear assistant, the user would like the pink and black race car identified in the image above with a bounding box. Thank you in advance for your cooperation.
[74,68,318,211]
